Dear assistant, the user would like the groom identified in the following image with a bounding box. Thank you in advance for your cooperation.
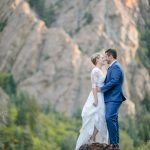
[97,49,126,150]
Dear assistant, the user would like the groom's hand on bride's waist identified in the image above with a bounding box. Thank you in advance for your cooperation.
[96,86,101,92]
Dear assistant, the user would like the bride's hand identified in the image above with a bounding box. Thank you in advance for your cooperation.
[96,86,100,92]
[93,102,98,107]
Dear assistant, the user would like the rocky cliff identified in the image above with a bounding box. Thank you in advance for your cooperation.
[0,0,150,115]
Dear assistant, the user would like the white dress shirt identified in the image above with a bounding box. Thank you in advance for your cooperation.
[109,60,117,67]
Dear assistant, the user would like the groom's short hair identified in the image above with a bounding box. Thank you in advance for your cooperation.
[105,49,117,59]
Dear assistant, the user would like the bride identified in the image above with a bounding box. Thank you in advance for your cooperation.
[75,53,108,150]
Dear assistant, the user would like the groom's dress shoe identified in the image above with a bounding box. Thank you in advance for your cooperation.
[105,144,120,150]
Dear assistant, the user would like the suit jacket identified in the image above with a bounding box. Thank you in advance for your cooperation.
[101,61,126,102]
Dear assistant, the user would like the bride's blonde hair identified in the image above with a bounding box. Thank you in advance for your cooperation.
[91,53,101,65]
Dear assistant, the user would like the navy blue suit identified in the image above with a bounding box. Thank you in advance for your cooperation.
[101,60,126,144]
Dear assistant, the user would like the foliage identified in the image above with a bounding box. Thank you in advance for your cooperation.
[28,0,56,27]
[134,141,150,150]
[141,92,150,113]
[0,73,149,149]
[137,94,150,143]
[0,73,80,149]
[0,20,7,32]
[75,12,93,33]
[61,135,77,150]
[0,85,81,149]
[13,93,40,130]
[120,92,150,148]
[73,108,82,120]
[0,72,16,95]
[83,12,93,26]
[120,130,134,150]
[75,27,81,33]
[137,27,150,73]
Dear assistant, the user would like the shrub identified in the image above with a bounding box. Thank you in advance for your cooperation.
[0,73,16,95]
[14,92,40,130]
[137,16,150,74]
[0,20,7,32]
[28,0,56,27]
[83,12,93,26]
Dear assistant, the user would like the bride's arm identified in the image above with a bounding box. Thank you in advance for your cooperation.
[92,88,98,107]
[91,70,99,107]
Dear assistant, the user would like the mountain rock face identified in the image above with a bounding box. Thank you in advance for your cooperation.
[0,0,150,115]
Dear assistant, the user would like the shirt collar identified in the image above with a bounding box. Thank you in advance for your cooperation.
[109,60,117,67]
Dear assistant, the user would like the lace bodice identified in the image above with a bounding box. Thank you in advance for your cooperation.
[91,67,105,88]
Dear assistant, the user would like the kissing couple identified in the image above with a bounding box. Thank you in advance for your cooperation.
[75,49,126,150]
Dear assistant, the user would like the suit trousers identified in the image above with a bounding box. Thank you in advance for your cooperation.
[105,101,122,144]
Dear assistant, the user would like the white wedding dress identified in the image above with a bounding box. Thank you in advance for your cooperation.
[75,67,108,150]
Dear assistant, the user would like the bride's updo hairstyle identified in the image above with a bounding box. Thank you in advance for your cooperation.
[91,53,100,66]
